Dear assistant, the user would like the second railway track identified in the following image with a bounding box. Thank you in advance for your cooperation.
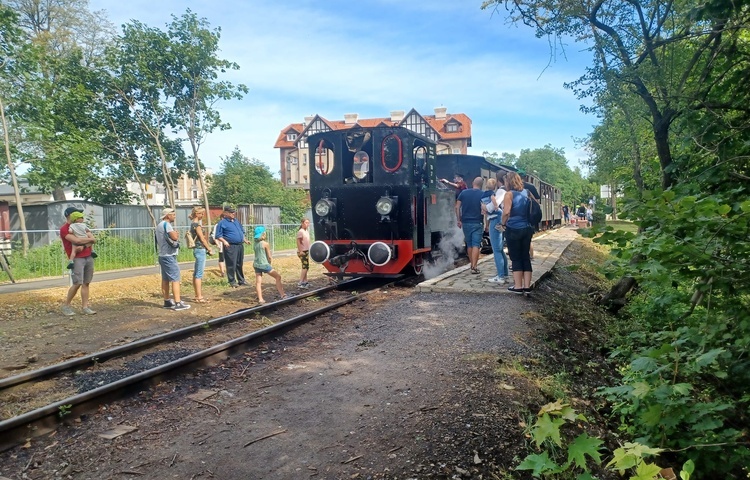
[0,276,398,451]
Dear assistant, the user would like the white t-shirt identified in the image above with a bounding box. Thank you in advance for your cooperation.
[487,188,507,215]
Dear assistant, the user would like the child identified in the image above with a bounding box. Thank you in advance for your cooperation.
[252,226,286,304]
[67,211,96,269]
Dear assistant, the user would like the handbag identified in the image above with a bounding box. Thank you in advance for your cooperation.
[162,221,180,249]
[184,229,196,249]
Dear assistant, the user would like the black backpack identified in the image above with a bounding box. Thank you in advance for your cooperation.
[527,193,543,226]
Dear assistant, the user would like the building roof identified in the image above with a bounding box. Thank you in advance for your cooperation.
[274,109,472,149]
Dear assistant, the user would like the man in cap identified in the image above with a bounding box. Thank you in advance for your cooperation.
[155,207,190,311]
[214,205,250,288]
[60,206,97,316]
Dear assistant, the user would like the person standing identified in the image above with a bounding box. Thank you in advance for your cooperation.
[156,208,190,310]
[189,207,213,303]
[214,206,250,288]
[501,172,534,296]
[296,218,311,288]
[485,173,509,284]
[253,226,286,304]
[212,212,227,277]
[60,207,97,316]
[456,177,485,274]
[562,204,570,224]
[440,174,467,199]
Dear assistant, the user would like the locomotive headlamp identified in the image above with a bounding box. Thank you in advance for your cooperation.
[367,242,392,266]
[375,196,398,216]
[315,198,335,218]
[309,241,331,264]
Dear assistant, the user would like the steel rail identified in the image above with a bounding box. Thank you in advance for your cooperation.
[0,289,366,451]
[0,278,362,391]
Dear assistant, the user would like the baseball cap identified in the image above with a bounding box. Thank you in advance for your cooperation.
[69,211,84,221]
[253,226,265,239]
[161,207,176,218]
[223,206,236,213]
[64,206,83,218]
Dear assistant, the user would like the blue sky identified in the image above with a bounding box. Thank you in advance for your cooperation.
[89,0,598,176]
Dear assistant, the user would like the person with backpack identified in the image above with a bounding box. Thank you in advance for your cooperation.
[523,180,541,259]
[500,172,534,296]
[188,207,213,303]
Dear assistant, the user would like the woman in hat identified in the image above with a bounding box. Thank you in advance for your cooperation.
[252,226,287,304]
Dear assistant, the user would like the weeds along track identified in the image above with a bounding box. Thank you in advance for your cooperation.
[0,277,395,450]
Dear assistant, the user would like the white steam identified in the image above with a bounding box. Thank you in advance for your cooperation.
[422,226,465,280]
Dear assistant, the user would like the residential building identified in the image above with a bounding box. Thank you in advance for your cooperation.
[274,107,472,188]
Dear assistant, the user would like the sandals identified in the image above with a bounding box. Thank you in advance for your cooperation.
[194,298,209,303]
[470,268,480,275]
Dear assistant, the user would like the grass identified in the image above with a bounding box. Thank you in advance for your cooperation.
[607,220,638,234]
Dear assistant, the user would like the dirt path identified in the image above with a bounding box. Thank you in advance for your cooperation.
[0,239,614,479]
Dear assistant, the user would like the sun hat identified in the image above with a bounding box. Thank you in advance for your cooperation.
[253,226,266,239]
[64,206,83,218]
[161,207,176,218]
[69,211,84,221]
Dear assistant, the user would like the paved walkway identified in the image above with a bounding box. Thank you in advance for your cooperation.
[416,226,579,293]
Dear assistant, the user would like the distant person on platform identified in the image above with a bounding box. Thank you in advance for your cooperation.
[60,206,97,316]
[155,208,190,311]
[456,177,485,274]
[439,173,467,199]
[562,204,570,224]
[296,218,311,289]
[214,205,250,288]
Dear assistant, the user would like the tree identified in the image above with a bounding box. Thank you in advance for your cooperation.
[163,10,247,228]
[208,147,308,223]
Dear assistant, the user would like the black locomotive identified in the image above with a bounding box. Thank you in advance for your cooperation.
[307,126,560,277]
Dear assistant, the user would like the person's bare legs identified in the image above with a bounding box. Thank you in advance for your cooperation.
[513,271,524,288]
[172,282,182,303]
[193,277,203,300]
[80,283,90,308]
[300,268,308,284]
[162,279,171,301]
[255,273,264,303]
[523,271,532,289]
[65,284,81,306]
[269,270,284,296]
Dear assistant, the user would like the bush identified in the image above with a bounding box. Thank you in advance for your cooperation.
[592,211,606,225]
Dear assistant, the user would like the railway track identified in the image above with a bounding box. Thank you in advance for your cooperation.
[0,277,395,451]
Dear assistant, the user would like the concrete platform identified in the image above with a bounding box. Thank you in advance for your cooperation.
[416,226,579,294]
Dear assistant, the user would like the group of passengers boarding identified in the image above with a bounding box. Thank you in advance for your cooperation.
[451,171,538,297]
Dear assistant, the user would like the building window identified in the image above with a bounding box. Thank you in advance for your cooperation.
[446,123,459,133]
[452,148,460,154]
[287,133,297,141]
[303,153,307,164]
[192,190,198,199]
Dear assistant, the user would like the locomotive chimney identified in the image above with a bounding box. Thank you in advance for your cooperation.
[344,113,359,125]
[434,106,447,119]
[390,110,405,123]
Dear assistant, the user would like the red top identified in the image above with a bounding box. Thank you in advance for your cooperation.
[60,223,92,258]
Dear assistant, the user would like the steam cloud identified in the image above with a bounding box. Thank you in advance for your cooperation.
[422,226,465,280]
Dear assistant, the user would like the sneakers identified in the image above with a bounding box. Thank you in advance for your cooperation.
[163,299,176,309]
[172,301,191,311]
[487,276,508,284]
[82,307,97,315]
[298,282,310,289]
[507,286,525,295]
[61,305,75,316]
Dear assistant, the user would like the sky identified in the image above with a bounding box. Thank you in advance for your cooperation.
[88,0,598,177]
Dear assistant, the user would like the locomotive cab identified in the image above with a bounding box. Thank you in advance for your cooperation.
[308,126,440,277]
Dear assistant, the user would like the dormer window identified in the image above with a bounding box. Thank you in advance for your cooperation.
[287,133,298,141]
[446,122,459,133]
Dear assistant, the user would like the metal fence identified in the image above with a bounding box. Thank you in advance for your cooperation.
[0,224,304,282]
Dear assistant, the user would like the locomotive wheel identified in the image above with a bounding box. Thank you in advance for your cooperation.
[411,254,424,275]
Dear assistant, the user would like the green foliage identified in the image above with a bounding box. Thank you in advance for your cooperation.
[208,147,309,223]
[590,186,750,476]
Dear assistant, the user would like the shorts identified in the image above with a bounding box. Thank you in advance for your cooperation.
[254,265,273,275]
[159,255,181,282]
[71,256,94,285]
[193,247,206,279]
[298,250,309,270]
[462,222,483,248]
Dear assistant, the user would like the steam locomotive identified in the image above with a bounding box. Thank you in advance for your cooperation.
[307,126,560,277]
